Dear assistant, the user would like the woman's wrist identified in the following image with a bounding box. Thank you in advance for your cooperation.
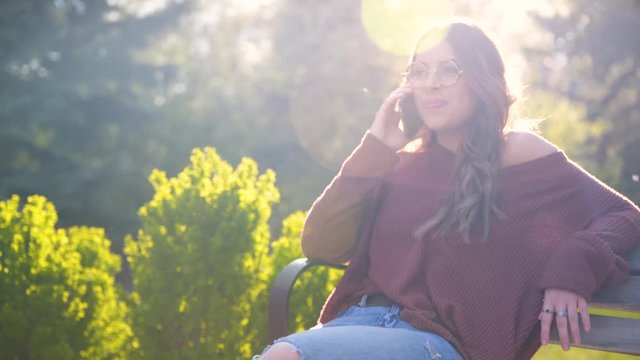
[339,131,399,177]
[368,127,405,151]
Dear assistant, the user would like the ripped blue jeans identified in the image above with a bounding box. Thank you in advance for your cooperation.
[254,295,463,360]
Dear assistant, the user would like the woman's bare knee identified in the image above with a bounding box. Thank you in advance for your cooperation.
[258,342,301,360]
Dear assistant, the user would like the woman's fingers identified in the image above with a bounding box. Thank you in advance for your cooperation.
[387,84,414,101]
[538,306,553,345]
[578,298,591,332]
[540,301,572,350]
[370,85,416,150]
[541,289,591,351]
[555,309,571,351]
[568,304,581,346]
[377,86,413,119]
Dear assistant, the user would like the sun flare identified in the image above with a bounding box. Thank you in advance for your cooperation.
[360,0,455,56]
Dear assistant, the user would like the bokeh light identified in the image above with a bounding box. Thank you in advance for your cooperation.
[360,0,454,56]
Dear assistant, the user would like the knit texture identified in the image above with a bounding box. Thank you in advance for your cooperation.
[304,132,640,360]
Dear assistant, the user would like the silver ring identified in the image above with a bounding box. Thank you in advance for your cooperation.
[555,310,568,318]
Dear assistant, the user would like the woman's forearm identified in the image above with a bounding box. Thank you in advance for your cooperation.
[301,132,399,263]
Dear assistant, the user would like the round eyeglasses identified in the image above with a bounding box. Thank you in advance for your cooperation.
[402,59,463,87]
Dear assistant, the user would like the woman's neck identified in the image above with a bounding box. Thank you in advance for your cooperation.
[434,129,463,153]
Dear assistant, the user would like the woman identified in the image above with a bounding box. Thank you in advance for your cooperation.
[255,21,640,360]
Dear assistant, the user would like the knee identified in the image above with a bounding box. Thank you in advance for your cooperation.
[257,342,301,360]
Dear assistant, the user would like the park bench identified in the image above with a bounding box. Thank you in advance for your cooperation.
[268,247,640,355]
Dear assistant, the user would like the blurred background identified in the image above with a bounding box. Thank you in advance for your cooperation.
[1,0,639,358]
[2,0,639,277]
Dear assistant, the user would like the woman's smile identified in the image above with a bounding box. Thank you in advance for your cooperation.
[422,99,448,109]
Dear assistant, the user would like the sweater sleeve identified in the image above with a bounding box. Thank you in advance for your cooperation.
[301,131,399,263]
[537,164,640,300]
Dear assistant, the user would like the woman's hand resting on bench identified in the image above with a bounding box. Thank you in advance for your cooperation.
[539,288,591,351]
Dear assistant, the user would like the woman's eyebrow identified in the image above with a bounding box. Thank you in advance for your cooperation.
[414,58,458,66]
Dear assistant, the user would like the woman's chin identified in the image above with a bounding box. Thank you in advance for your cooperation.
[422,120,449,133]
[422,116,467,135]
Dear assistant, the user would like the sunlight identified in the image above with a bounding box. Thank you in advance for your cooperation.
[358,0,554,119]
[108,0,171,18]
[226,0,276,17]
[359,0,558,59]
[360,0,454,56]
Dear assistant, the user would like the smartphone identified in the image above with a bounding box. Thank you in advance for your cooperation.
[399,94,423,138]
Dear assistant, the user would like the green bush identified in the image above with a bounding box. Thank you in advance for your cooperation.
[125,147,280,360]
[0,195,132,359]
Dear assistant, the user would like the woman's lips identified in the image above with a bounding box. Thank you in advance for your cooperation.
[423,100,448,109]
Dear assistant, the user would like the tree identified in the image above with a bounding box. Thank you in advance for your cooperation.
[0,0,191,244]
[0,0,405,250]
[125,147,279,359]
[0,195,132,359]
[526,0,640,203]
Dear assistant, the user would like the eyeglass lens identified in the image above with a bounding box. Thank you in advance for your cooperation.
[406,60,461,87]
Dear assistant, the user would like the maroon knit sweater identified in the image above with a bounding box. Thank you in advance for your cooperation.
[301,132,640,360]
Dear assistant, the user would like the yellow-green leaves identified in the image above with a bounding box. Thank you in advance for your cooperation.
[126,146,279,360]
[0,195,133,359]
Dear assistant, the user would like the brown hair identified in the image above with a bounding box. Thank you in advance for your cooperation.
[413,21,514,243]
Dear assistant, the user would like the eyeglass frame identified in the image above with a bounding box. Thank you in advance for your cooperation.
[401,59,464,88]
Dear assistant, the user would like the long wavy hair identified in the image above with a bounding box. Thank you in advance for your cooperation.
[413,21,515,243]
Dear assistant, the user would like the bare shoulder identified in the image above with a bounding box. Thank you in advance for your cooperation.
[502,131,560,167]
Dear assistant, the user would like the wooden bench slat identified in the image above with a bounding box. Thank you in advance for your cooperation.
[591,275,640,311]
[551,315,640,355]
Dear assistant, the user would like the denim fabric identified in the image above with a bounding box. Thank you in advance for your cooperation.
[254,295,463,360]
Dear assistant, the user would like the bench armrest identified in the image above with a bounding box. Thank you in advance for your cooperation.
[268,258,346,343]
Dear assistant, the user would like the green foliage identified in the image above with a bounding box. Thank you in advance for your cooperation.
[522,90,617,179]
[125,147,280,359]
[528,0,640,205]
[0,195,132,359]
[0,0,192,243]
[270,211,343,333]
[524,91,602,158]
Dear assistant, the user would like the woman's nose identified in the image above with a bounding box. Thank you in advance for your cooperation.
[422,71,442,90]
[408,70,443,92]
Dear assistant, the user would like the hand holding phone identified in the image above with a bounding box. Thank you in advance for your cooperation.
[369,85,418,150]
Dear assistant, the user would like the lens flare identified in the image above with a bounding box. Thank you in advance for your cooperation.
[360,0,454,56]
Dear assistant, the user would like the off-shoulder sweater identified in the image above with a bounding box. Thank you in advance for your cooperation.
[301,132,640,360]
